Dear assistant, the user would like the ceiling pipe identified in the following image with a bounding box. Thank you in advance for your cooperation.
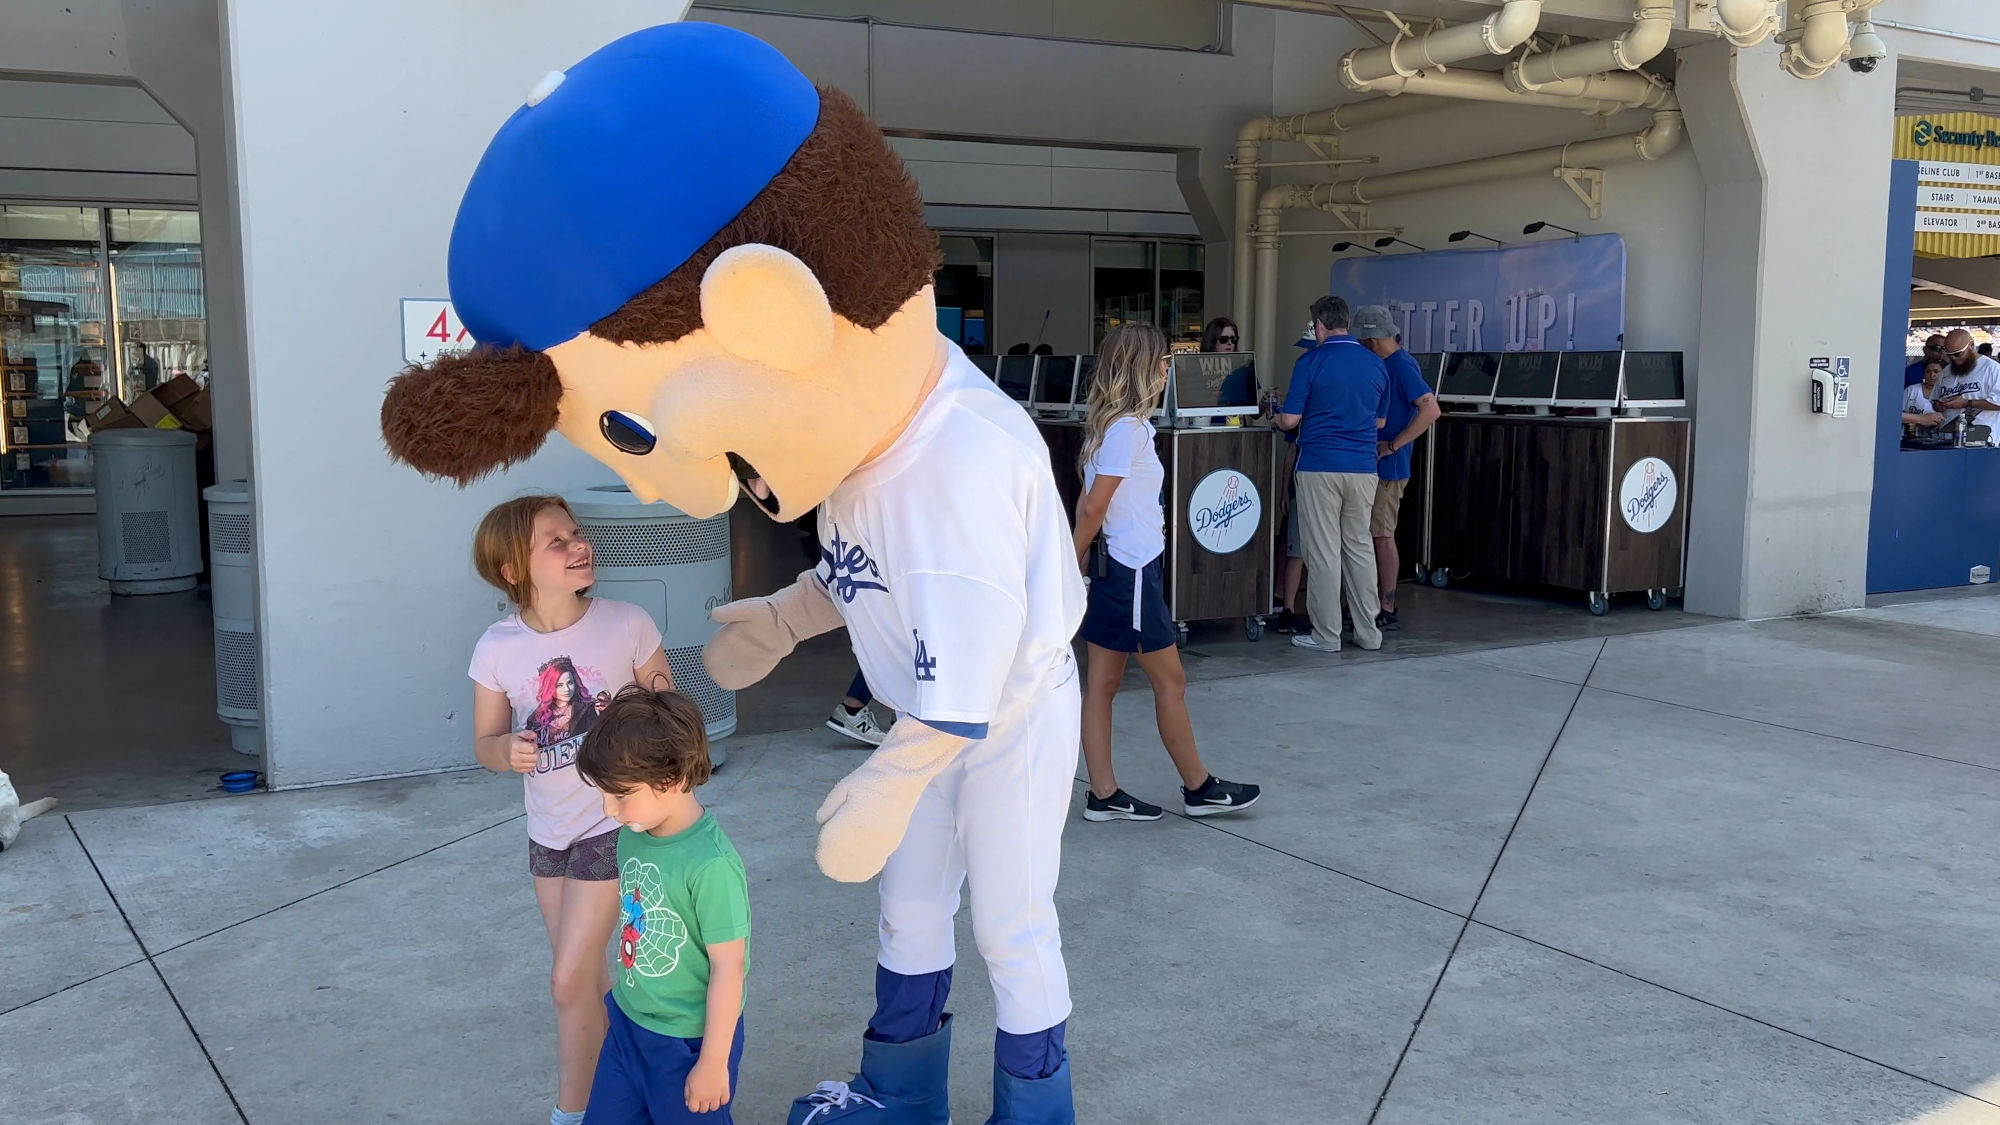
[1714,0,1782,47]
[1779,0,1888,80]
[1340,0,1544,87]
[1232,96,1443,329]
[1351,64,1672,114]
[1510,3,1675,91]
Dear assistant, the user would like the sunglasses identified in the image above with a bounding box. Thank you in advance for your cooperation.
[1217,334,1238,344]
[1946,345,1975,358]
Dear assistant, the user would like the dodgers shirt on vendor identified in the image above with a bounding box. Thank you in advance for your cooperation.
[816,345,1087,740]
[1281,335,1389,475]
[1377,347,1432,482]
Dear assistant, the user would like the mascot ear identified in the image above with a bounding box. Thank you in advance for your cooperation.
[701,244,836,372]
[380,346,563,485]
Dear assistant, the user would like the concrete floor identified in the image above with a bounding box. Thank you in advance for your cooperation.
[7,584,2000,1123]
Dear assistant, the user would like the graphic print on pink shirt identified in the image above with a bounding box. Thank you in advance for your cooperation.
[527,655,610,773]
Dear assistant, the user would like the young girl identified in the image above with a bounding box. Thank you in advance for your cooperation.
[467,495,675,1125]
[1072,323,1262,822]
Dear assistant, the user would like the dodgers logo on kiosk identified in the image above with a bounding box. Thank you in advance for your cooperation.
[1188,470,1261,554]
[1619,457,1678,534]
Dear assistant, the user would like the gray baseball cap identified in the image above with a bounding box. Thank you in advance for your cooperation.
[1352,305,1398,341]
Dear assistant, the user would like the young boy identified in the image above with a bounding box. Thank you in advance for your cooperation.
[576,685,750,1124]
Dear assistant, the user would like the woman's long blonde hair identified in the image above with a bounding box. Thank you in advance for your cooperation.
[1079,322,1170,475]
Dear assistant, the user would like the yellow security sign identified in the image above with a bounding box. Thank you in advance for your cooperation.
[1898,112,2000,258]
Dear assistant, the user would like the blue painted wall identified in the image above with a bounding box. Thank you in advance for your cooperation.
[1866,159,2000,593]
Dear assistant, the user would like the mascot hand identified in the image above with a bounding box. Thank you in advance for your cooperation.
[702,569,844,690]
[813,721,970,882]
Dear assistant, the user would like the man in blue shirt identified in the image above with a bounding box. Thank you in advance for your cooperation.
[1277,295,1389,653]
[1354,306,1440,633]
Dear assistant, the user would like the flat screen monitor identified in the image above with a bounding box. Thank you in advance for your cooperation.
[1492,351,1562,406]
[968,353,999,379]
[1620,351,1685,407]
[1170,352,1259,417]
[1073,355,1099,405]
[995,354,1036,402]
[1437,351,1501,405]
[1412,353,1444,390]
[1033,355,1080,410]
[1553,351,1622,407]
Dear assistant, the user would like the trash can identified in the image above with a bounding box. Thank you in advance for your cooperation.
[90,429,202,595]
[204,480,261,755]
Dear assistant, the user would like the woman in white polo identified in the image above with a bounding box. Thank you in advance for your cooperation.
[1071,323,1261,822]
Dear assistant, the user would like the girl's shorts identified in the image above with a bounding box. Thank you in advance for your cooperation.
[1080,554,1176,653]
[529,827,620,880]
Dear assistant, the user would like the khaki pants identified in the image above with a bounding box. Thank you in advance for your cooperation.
[1295,471,1382,650]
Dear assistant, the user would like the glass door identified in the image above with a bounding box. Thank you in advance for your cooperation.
[1,206,109,491]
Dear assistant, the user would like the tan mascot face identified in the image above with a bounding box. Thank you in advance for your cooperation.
[380,24,941,522]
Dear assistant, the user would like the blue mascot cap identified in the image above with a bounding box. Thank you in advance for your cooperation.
[448,23,820,352]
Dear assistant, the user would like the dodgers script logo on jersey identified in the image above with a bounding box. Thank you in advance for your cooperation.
[819,526,888,603]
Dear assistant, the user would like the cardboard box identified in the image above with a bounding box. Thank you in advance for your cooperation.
[171,386,212,433]
[86,396,146,433]
[127,392,185,430]
[149,374,201,411]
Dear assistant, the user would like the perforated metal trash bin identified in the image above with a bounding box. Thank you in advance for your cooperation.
[567,485,736,763]
[89,429,202,595]
[204,481,261,755]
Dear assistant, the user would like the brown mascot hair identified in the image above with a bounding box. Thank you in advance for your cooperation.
[381,86,938,485]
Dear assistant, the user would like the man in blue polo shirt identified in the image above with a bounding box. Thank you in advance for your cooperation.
[1277,295,1389,653]
[1354,306,1439,633]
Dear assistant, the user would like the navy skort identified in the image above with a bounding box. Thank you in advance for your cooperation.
[1080,554,1177,653]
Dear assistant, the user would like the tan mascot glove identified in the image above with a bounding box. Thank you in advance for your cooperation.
[702,569,846,690]
[815,721,970,883]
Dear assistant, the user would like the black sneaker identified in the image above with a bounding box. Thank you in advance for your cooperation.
[1376,609,1400,631]
[1083,789,1164,822]
[1275,608,1297,634]
[1182,776,1262,817]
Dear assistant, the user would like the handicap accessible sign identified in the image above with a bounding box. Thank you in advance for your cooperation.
[1329,233,1627,352]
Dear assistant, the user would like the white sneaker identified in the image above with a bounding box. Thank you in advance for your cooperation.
[826,704,888,746]
[1291,634,1338,653]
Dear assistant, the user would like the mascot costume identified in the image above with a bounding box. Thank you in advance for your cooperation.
[381,22,1086,1125]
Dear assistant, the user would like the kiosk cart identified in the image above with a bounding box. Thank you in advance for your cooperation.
[1032,352,1277,644]
[1422,350,1690,614]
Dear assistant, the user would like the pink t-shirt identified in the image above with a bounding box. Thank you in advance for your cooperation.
[468,598,662,849]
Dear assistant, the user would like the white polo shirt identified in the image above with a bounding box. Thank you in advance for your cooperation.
[816,345,1086,739]
[1082,416,1166,569]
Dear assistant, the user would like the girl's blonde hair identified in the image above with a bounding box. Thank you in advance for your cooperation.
[1079,322,1170,475]
[473,494,576,608]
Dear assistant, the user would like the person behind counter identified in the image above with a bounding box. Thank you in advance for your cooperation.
[1904,360,1945,429]
[1933,329,2000,442]
[1907,334,1945,388]
[1072,322,1262,822]
[1352,308,1440,633]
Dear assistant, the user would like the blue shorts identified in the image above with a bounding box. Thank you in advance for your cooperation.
[586,993,744,1124]
[1080,555,1176,653]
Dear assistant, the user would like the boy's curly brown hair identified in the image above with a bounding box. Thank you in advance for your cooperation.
[576,683,711,796]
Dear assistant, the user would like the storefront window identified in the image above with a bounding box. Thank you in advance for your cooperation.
[0,204,201,493]
[1091,238,1205,350]
[109,209,207,401]
[935,234,993,353]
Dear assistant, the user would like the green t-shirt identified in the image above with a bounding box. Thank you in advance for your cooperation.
[611,812,751,1038]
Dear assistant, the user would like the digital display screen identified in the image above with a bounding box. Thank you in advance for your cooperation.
[1493,352,1561,402]
[1555,351,1622,404]
[1036,356,1078,405]
[1438,352,1501,400]
[1170,352,1258,411]
[969,353,999,379]
[1412,353,1443,389]
[996,355,1036,401]
[1074,355,1099,404]
[1621,351,1685,403]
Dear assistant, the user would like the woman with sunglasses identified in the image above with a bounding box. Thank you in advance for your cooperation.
[1072,322,1261,822]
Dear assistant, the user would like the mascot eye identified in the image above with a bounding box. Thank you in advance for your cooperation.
[599,410,657,455]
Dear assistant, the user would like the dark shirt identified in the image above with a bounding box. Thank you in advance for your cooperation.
[1378,348,1432,482]
[1281,336,1388,475]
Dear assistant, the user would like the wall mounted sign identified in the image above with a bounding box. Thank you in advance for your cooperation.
[1328,233,1627,352]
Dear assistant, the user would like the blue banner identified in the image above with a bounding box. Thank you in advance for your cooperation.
[1327,233,1627,352]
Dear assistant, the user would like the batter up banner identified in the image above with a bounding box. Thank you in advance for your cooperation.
[1328,232,1627,352]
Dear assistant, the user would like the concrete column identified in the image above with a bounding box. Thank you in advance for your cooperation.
[1678,40,1896,619]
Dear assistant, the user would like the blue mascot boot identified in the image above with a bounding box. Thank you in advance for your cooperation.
[987,1056,1075,1125]
[789,1014,954,1125]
